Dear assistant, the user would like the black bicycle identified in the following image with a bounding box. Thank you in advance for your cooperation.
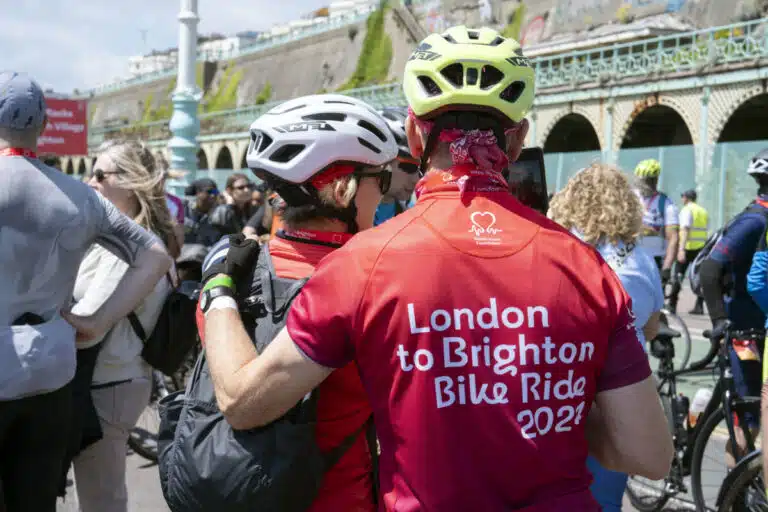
[625,320,762,511]
[716,450,767,511]
[128,346,200,462]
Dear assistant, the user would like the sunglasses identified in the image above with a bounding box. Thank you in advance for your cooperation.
[395,158,420,175]
[90,168,124,183]
[356,169,391,195]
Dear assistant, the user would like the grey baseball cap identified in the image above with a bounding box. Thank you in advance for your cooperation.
[0,72,47,131]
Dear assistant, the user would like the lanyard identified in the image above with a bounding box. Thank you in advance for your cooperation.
[275,228,352,248]
[0,148,37,158]
[414,163,508,200]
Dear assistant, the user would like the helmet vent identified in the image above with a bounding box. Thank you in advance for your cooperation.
[417,76,442,97]
[358,137,381,154]
[323,99,355,105]
[303,113,346,122]
[467,30,480,40]
[500,81,526,103]
[440,63,464,88]
[480,65,504,90]
[489,36,505,46]
[256,133,273,153]
[270,144,305,163]
[273,104,305,115]
[358,119,387,142]
[442,34,458,44]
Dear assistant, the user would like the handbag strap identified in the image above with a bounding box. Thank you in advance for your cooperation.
[125,271,174,342]
[322,414,374,471]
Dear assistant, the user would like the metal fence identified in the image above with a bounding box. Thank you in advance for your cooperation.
[88,17,768,143]
[545,140,768,230]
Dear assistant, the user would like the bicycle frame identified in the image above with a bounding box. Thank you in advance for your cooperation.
[653,327,760,493]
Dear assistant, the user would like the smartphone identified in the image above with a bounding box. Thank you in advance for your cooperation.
[506,147,549,214]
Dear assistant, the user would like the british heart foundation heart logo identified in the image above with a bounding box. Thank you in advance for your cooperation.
[469,211,502,237]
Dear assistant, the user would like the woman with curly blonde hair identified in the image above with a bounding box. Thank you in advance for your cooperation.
[550,162,664,512]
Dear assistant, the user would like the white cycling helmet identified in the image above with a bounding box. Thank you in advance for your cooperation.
[748,149,768,175]
[246,94,398,233]
[379,107,410,157]
[246,94,397,185]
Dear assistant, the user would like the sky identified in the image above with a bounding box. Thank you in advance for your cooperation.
[0,0,330,93]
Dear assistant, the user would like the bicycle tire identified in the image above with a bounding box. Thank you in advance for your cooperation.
[127,406,160,462]
[660,308,692,371]
[625,396,674,511]
[691,405,758,511]
[128,371,170,463]
[717,451,766,511]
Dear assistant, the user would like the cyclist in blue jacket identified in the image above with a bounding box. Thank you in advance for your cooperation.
[745,149,768,485]
[704,149,768,439]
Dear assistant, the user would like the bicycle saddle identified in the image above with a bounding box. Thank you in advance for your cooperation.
[655,323,681,340]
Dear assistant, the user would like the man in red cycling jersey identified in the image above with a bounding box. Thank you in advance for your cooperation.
[202,26,672,511]
[199,94,398,510]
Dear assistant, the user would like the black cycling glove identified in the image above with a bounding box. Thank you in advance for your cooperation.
[224,234,261,284]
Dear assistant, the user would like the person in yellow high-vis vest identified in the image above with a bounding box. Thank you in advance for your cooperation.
[669,189,709,314]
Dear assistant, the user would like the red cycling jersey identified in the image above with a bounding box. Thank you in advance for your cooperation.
[287,164,650,511]
[196,233,375,512]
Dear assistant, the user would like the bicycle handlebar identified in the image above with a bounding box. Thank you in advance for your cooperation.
[703,319,732,342]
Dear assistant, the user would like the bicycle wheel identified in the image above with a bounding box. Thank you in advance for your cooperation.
[691,406,758,511]
[717,451,768,511]
[625,395,674,511]
[128,371,170,462]
[660,308,692,371]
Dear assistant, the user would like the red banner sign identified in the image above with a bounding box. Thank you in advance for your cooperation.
[38,98,88,156]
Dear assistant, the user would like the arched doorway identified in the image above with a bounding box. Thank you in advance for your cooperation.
[543,113,602,190]
[715,93,768,224]
[64,160,74,175]
[240,149,248,170]
[621,105,693,149]
[544,114,601,153]
[43,156,61,170]
[215,146,233,169]
[619,105,695,201]
[719,94,768,143]
[76,159,86,176]
[197,149,209,170]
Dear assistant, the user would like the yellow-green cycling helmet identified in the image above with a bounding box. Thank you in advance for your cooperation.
[634,159,662,178]
[403,25,535,126]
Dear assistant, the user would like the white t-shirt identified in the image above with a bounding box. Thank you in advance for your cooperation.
[634,190,679,258]
[71,245,172,385]
[679,204,693,229]
[597,239,665,344]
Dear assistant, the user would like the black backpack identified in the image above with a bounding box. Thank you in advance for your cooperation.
[127,275,201,376]
[688,202,768,297]
[157,245,375,512]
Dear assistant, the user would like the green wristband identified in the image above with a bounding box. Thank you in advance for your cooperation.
[202,275,235,293]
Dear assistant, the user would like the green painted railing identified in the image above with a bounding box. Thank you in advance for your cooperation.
[88,18,768,144]
[535,18,768,89]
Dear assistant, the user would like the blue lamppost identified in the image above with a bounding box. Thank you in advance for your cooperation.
[168,0,201,179]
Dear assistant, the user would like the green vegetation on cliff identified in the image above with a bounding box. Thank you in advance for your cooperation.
[255,82,273,105]
[202,64,243,113]
[337,1,393,91]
